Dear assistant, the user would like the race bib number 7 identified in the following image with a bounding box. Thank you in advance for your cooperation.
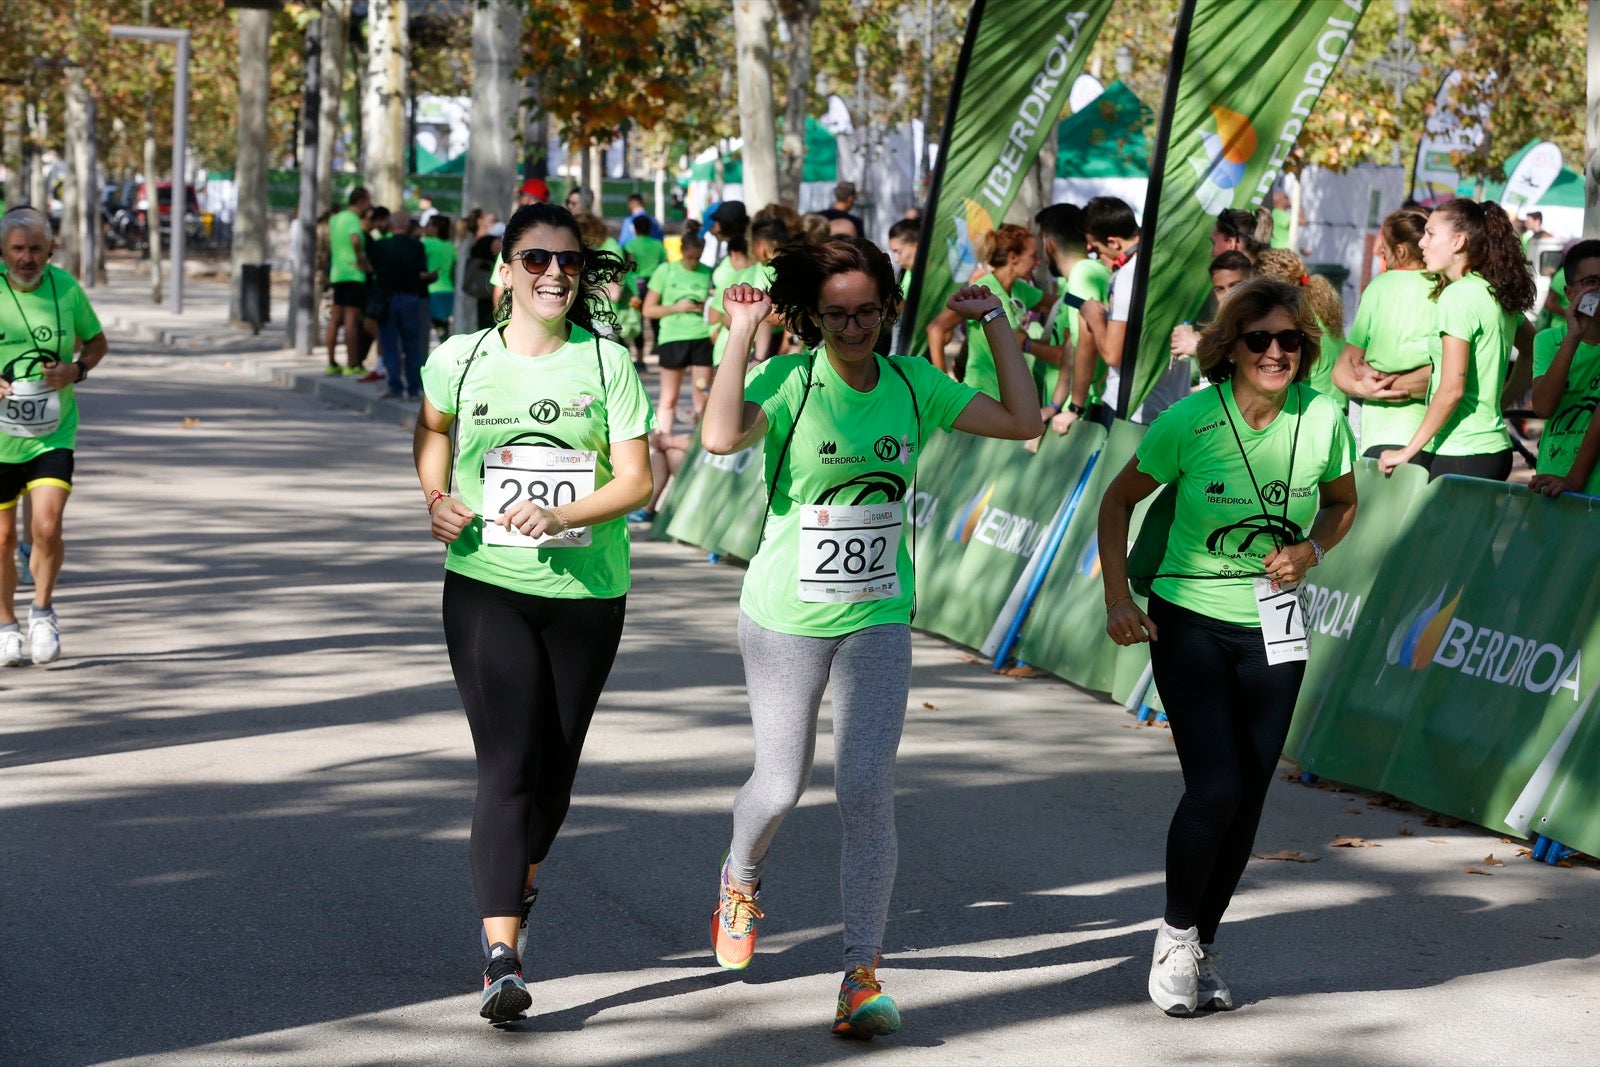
[0,380,61,439]
[482,445,596,548]
[1254,577,1309,664]
[797,502,902,603]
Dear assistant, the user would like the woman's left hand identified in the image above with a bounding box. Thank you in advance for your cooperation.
[500,501,568,540]
[1376,447,1411,475]
[1529,472,1583,498]
[1262,542,1315,588]
[947,284,1002,322]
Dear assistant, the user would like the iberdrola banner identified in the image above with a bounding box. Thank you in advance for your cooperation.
[902,0,1113,356]
[1126,0,1367,413]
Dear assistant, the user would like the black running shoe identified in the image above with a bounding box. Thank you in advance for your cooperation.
[480,942,531,1022]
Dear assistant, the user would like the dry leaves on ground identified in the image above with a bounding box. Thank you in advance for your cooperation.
[1465,867,1493,876]
[1397,827,1415,837]
[995,665,1051,679]
[1330,836,1379,848]
[921,701,939,711]
[1344,808,1362,815]
[1254,849,1320,863]
[179,417,202,429]
[1483,854,1506,867]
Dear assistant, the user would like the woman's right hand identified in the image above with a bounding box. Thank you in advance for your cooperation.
[1106,597,1157,645]
[722,284,772,330]
[430,496,476,544]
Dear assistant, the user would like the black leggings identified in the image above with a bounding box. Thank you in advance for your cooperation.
[1362,444,1513,481]
[442,571,627,918]
[1147,594,1305,943]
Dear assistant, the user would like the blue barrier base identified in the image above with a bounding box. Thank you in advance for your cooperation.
[1301,772,1320,785]
[1531,835,1577,865]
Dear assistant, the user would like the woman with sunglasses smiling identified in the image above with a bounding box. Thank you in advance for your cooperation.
[699,238,1042,1040]
[1097,278,1357,1017]
[413,202,654,1024]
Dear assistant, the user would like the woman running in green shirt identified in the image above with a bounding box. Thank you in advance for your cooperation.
[1099,279,1357,1017]
[1378,199,1535,480]
[701,238,1042,1038]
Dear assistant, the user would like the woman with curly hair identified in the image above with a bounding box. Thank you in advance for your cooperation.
[412,202,654,1023]
[1254,248,1344,398]
[1378,199,1536,479]
[700,237,1042,1038]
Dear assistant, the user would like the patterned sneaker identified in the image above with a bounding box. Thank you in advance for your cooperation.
[479,942,531,1022]
[1148,923,1202,1016]
[0,626,21,668]
[831,964,901,1039]
[1197,943,1235,1010]
[28,608,59,665]
[711,856,762,970]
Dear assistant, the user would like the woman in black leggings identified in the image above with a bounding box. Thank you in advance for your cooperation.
[1098,279,1358,1016]
[413,202,654,1023]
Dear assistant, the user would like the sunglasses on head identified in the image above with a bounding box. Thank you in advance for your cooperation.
[510,247,584,277]
[1238,329,1305,354]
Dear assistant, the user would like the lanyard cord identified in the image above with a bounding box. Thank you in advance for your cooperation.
[3,271,62,374]
[1218,380,1302,553]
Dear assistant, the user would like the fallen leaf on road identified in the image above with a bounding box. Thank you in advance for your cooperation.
[996,665,1050,679]
[1516,847,1533,857]
[1423,814,1445,827]
[1344,808,1362,815]
[1254,850,1320,863]
[1331,836,1379,848]
[921,701,939,711]
[959,654,984,664]
[1397,828,1415,837]
[1499,837,1513,844]
[1428,838,1448,844]
[1483,854,1505,867]
[1464,867,1492,876]
[180,417,202,429]
[1540,934,1563,940]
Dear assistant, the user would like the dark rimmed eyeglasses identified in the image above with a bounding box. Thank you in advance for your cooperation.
[1238,329,1305,354]
[509,247,584,277]
[820,307,883,332]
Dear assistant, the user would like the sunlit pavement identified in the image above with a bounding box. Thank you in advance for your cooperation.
[0,300,1595,1066]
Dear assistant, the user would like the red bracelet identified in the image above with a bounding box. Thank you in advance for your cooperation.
[427,489,446,513]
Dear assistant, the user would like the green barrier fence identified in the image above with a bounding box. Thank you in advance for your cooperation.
[653,422,1600,856]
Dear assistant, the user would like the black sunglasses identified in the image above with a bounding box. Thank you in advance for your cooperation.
[1238,329,1305,355]
[510,247,584,277]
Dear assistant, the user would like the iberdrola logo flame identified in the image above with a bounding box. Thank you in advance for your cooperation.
[1386,586,1465,671]
[1190,105,1258,215]
[948,483,995,544]
[1078,533,1102,579]
[944,197,994,284]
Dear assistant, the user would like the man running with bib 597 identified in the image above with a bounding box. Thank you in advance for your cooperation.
[0,207,108,666]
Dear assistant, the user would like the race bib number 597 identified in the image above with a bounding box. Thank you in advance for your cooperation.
[0,380,61,438]
[482,445,596,548]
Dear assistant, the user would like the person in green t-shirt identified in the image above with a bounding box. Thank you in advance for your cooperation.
[644,229,714,432]
[698,236,1044,1036]
[421,214,458,342]
[1379,199,1536,481]
[924,223,1041,397]
[623,216,667,364]
[324,185,373,375]
[413,202,653,1025]
[1024,204,1111,420]
[886,217,918,302]
[1527,240,1600,497]
[1332,207,1435,454]
[1098,277,1357,1016]
[1255,248,1344,400]
[0,207,109,667]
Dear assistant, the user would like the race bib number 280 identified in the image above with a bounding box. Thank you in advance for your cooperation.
[0,380,61,438]
[797,502,902,603]
[481,445,596,548]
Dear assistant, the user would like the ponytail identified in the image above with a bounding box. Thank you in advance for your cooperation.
[975,223,1033,269]
[1430,199,1535,314]
[1256,248,1343,339]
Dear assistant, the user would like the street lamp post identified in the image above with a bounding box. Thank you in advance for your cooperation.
[109,25,190,314]
[1363,0,1419,171]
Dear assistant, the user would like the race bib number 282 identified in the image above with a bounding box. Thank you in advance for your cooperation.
[797,502,902,603]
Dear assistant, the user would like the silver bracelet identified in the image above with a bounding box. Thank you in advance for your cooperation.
[978,305,1007,326]
[1308,538,1325,565]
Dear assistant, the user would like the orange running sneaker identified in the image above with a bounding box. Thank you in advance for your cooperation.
[831,963,901,1039]
[711,855,763,970]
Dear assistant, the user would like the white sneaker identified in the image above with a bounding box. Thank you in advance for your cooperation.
[1197,943,1235,1010]
[28,609,59,665]
[1149,923,1202,1016]
[0,627,21,667]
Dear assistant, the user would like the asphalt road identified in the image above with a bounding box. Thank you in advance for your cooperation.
[0,345,1595,1066]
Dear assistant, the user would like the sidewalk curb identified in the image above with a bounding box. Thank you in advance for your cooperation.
[236,351,420,429]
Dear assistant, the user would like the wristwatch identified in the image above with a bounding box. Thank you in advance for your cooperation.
[73,362,88,383]
[1066,401,1087,416]
[978,305,1007,326]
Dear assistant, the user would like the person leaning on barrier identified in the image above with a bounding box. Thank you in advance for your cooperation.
[1097,277,1357,1017]
[1525,239,1600,499]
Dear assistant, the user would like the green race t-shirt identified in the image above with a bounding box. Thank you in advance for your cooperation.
[1344,268,1435,451]
[965,272,1040,400]
[420,323,654,599]
[328,208,365,284]
[1431,272,1515,457]
[1270,208,1292,249]
[740,351,979,637]
[421,236,456,295]
[1308,314,1342,399]
[1034,258,1112,405]
[646,259,712,344]
[1532,325,1600,494]
[1135,381,1356,626]
[0,265,103,464]
[710,262,774,366]
[623,235,666,292]
[899,268,914,301]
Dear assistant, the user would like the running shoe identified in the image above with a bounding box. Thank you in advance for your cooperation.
[480,942,531,1022]
[17,543,32,586]
[625,508,656,523]
[379,391,404,401]
[324,364,342,376]
[27,607,58,665]
[0,626,21,667]
[359,370,385,383]
[1197,943,1235,1011]
[480,886,539,959]
[343,365,369,377]
[1148,923,1202,1016]
[711,855,762,970]
[831,963,901,1039]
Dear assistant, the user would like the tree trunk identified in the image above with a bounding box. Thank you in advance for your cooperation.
[27,101,46,209]
[1587,0,1600,237]
[362,0,408,208]
[776,0,818,205]
[1006,123,1056,230]
[61,67,89,279]
[523,72,548,180]
[232,7,272,324]
[460,0,522,327]
[293,13,323,355]
[142,0,162,302]
[733,0,779,209]
[317,0,350,215]
[2,96,21,209]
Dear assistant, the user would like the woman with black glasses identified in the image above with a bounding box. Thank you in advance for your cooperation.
[1097,278,1357,1017]
[412,202,654,1024]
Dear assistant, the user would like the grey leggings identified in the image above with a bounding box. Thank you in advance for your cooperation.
[730,612,912,970]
